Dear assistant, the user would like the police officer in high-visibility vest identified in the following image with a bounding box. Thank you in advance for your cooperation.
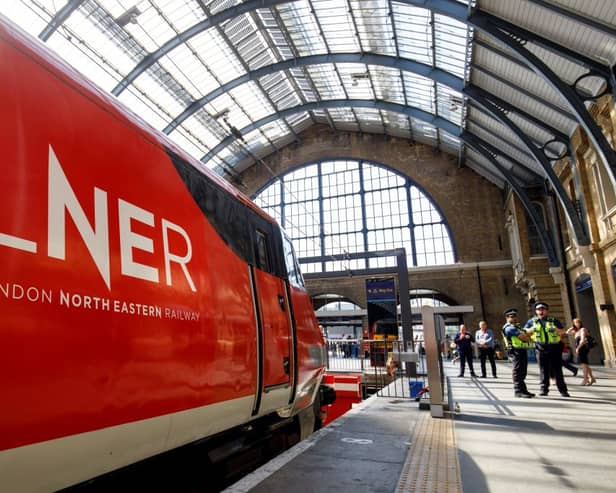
[524,302,570,397]
[502,308,535,398]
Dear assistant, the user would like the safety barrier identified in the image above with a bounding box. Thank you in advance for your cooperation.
[325,339,426,400]
[320,374,363,425]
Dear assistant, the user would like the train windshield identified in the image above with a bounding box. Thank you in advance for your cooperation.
[282,233,305,287]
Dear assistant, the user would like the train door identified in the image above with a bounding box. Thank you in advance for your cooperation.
[252,228,292,414]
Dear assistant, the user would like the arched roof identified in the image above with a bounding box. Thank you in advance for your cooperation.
[3,0,616,253]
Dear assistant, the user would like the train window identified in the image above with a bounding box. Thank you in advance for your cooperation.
[283,235,304,287]
[255,230,271,272]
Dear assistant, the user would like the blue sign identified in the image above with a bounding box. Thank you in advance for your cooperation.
[366,278,396,301]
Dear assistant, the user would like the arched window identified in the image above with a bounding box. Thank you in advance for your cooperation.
[317,301,362,312]
[410,297,450,309]
[254,159,455,273]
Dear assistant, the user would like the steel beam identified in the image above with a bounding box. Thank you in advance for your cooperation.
[401,1,609,75]
[111,1,466,99]
[164,53,589,240]
[462,131,559,266]
[466,85,589,246]
[200,96,543,192]
[167,50,588,245]
[111,0,292,96]
[472,61,576,123]
[96,0,611,230]
[401,1,616,190]
[39,0,85,41]
[461,125,543,183]
[468,85,570,144]
[468,9,616,193]
[200,99,459,164]
[109,0,616,191]
[467,108,535,163]
[473,10,609,74]
[163,53,463,134]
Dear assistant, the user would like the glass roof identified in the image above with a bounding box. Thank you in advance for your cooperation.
[0,0,470,177]
[5,0,616,196]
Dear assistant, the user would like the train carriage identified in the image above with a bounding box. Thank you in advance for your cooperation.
[0,15,327,492]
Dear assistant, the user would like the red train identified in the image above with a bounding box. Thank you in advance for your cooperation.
[0,16,327,492]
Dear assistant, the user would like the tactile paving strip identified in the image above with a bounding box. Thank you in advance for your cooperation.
[396,411,462,493]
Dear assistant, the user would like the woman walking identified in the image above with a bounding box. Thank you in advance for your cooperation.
[567,318,596,385]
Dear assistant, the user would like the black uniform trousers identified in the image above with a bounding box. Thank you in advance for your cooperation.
[458,349,475,376]
[479,347,497,377]
[538,343,568,394]
[510,347,529,394]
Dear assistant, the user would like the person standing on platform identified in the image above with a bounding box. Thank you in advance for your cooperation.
[476,320,497,378]
[568,318,596,386]
[502,309,535,398]
[524,302,570,397]
[454,324,476,377]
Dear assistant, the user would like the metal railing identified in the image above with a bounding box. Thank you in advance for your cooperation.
[325,338,368,372]
[325,338,427,400]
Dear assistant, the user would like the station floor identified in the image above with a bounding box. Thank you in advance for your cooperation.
[224,360,616,493]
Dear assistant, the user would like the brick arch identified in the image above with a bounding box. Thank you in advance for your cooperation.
[240,126,509,263]
[408,289,460,307]
[311,292,364,311]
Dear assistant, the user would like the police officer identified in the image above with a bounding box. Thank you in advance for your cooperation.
[524,302,570,397]
[502,308,535,398]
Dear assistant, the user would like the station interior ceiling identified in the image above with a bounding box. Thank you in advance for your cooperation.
[3,0,616,196]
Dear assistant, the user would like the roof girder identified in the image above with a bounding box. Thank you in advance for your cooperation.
[158,49,580,228]
[39,0,84,41]
[462,131,559,266]
[94,0,616,190]
[472,58,576,123]
[466,85,590,246]
[162,52,463,134]
[34,0,615,221]
[200,98,458,163]
[467,8,616,192]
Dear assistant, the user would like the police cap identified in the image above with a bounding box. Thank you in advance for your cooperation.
[503,308,518,317]
[534,302,549,310]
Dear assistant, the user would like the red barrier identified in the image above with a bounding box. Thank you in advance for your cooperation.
[321,374,362,426]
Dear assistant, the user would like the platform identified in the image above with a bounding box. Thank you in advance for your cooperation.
[224,360,616,492]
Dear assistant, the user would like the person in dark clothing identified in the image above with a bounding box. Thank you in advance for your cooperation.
[568,318,596,386]
[502,308,535,398]
[524,302,570,397]
[454,324,476,377]
[476,320,497,378]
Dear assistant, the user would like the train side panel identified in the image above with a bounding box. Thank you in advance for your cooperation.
[0,20,263,490]
[0,17,326,492]
[280,236,326,413]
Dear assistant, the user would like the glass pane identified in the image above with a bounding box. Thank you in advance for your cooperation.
[253,159,455,273]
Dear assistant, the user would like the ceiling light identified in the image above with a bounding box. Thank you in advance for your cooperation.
[116,6,141,27]
[209,108,230,120]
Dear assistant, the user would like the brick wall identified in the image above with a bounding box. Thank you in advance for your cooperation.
[239,125,524,333]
